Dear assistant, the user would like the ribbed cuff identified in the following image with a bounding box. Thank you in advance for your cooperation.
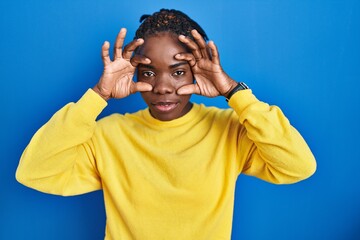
[228,89,259,124]
[75,89,108,120]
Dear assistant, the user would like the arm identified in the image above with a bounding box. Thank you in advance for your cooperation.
[176,30,316,184]
[16,90,107,196]
[229,89,316,184]
[16,28,152,195]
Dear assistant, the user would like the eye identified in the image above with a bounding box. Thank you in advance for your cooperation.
[142,71,155,77]
[173,70,185,76]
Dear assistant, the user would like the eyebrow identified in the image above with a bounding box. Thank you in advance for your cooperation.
[169,62,188,69]
[138,61,188,70]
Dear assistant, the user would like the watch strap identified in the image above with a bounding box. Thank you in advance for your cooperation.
[225,82,249,102]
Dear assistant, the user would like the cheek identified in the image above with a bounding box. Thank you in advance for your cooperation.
[140,92,152,103]
[176,73,193,87]
[179,94,191,104]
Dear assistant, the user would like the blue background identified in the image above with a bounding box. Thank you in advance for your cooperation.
[1,0,359,239]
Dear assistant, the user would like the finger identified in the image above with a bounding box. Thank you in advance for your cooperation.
[132,81,153,93]
[177,84,200,95]
[101,41,111,66]
[123,38,144,61]
[191,29,210,59]
[178,35,203,60]
[130,54,151,67]
[208,41,220,65]
[114,28,127,59]
[175,53,196,67]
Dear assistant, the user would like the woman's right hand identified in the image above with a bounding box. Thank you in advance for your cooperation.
[93,28,153,101]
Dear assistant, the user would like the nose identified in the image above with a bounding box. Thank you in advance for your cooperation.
[153,74,174,95]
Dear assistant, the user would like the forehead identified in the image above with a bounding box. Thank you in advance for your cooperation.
[137,32,188,61]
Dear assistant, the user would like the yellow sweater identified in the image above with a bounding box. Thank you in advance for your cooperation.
[16,89,316,240]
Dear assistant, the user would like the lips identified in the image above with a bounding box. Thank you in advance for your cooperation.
[152,101,179,112]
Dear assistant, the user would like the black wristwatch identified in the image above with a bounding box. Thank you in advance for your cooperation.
[225,82,249,102]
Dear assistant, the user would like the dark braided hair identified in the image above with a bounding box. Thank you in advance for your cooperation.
[134,9,208,41]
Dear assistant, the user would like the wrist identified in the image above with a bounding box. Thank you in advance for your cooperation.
[225,82,249,102]
[222,80,239,98]
[92,85,110,101]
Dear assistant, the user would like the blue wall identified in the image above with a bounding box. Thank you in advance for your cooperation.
[1,0,359,239]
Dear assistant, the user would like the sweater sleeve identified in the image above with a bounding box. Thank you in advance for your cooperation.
[16,89,108,196]
[228,89,316,184]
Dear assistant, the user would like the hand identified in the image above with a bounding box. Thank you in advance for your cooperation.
[93,28,152,101]
[175,29,237,97]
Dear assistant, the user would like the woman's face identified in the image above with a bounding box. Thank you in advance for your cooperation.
[136,32,193,121]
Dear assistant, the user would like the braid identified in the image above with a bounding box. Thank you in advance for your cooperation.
[135,9,208,41]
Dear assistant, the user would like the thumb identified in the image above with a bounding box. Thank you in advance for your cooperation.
[177,84,200,95]
[132,82,153,93]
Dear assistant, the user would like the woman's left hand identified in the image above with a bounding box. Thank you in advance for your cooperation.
[175,29,237,97]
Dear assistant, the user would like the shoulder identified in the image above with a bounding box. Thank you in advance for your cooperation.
[197,103,237,121]
[194,104,241,133]
[96,109,148,130]
[193,104,243,139]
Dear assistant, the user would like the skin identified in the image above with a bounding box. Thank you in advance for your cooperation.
[136,33,194,121]
[93,28,238,121]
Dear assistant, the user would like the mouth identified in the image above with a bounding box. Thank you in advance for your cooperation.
[151,102,179,112]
